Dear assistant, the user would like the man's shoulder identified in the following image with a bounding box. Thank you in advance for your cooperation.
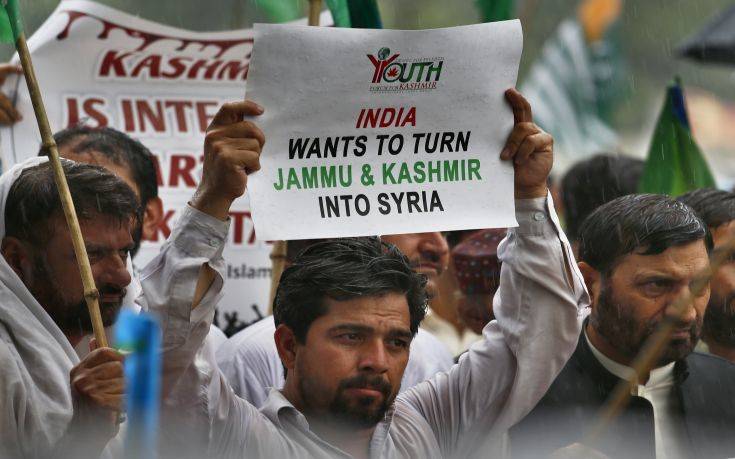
[0,329,28,393]
[686,351,735,376]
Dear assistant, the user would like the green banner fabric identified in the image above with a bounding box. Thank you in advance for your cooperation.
[475,0,514,22]
[325,0,351,27]
[347,0,381,29]
[253,0,302,23]
[638,79,716,196]
[0,0,23,43]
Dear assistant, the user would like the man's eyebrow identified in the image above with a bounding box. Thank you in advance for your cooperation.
[328,323,375,334]
[84,242,135,252]
[84,242,108,252]
[386,329,413,340]
[634,272,677,281]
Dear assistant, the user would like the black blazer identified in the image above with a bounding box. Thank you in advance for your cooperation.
[509,330,735,459]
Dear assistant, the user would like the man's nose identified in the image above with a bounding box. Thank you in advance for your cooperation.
[97,254,132,289]
[358,339,390,374]
[666,285,704,325]
[419,232,449,258]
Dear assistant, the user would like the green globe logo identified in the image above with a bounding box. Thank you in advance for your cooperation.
[378,47,391,60]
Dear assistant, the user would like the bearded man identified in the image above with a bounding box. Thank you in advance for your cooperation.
[510,194,735,459]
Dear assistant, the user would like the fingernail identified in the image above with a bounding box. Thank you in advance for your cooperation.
[500,147,510,159]
[254,102,264,113]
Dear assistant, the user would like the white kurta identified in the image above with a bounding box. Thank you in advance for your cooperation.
[585,332,689,459]
[154,194,590,459]
[216,316,454,408]
[0,156,228,459]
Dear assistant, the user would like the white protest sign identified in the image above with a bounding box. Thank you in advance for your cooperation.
[0,1,331,326]
[246,21,523,240]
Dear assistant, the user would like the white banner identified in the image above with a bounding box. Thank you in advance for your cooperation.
[246,21,523,240]
[0,1,328,327]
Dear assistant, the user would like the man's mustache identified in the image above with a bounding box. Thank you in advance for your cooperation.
[409,252,443,275]
[98,284,126,300]
[339,374,392,398]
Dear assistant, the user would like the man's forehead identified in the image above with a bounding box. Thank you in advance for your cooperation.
[320,293,411,329]
[616,240,709,278]
[48,215,134,247]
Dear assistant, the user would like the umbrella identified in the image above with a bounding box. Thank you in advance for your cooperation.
[677,4,735,65]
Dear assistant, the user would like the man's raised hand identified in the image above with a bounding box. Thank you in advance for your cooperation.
[191,100,265,220]
[500,88,553,199]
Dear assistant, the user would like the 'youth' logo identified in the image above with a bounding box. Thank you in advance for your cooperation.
[367,47,443,92]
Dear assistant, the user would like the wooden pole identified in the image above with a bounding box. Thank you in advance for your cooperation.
[14,33,107,347]
[583,230,735,446]
[308,0,322,26]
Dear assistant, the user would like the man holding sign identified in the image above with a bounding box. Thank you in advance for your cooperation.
[152,82,588,458]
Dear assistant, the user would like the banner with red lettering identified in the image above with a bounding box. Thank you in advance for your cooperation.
[246,22,522,240]
[0,1,327,327]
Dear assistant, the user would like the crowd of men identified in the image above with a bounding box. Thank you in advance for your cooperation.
[0,57,734,459]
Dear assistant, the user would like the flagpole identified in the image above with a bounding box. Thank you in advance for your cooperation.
[584,230,735,446]
[308,0,322,26]
[14,32,108,347]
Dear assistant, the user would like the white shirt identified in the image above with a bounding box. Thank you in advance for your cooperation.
[585,332,689,459]
[216,316,454,408]
[154,195,589,459]
[421,310,482,356]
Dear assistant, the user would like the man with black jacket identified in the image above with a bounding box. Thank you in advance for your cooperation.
[510,194,735,459]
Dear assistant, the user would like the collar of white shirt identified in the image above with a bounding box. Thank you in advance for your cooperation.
[584,329,675,390]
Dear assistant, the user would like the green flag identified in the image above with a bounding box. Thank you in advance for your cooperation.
[638,79,716,196]
[0,0,23,43]
[325,0,381,29]
[475,0,514,22]
[324,0,351,27]
[347,0,381,28]
[254,0,303,23]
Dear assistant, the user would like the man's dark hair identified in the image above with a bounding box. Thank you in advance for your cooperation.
[273,237,427,342]
[677,188,735,229]
[562,154,644,242]
[286,238,328,264]
[5,160,138,247]
[39,126,158,207]
[578,194,711,275]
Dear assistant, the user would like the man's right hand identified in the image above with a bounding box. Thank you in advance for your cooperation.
[0,64,22,125]
[190,100,265,220]
[61,346,124,456]
[69,347,124,428]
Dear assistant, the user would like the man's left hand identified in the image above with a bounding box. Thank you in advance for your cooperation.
[500,88,553,199]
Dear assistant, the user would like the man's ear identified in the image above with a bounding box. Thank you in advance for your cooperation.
[141,196,164,241]
[274,324,299,373]
[578,261,601,308]
[1,237,34,283]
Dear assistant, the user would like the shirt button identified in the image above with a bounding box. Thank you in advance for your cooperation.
[533,211,546,221]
